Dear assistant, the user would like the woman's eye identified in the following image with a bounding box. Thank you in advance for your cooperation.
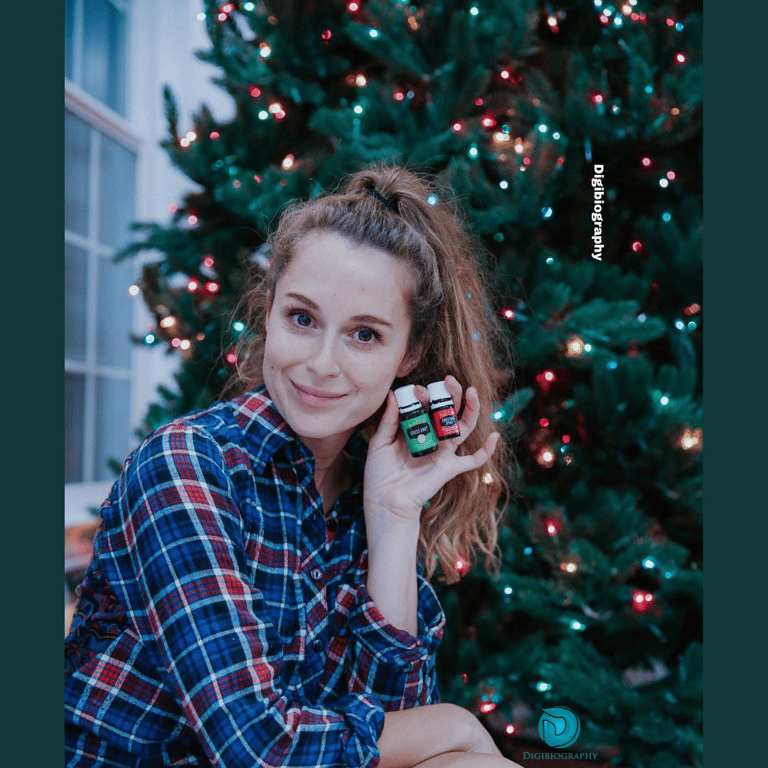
[291,311,313,328]
[354,327,378,344]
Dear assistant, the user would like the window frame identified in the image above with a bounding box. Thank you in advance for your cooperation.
[65,0,146,524]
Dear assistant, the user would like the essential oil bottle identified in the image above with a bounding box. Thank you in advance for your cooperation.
[427,380,461,440]
[394,384,439,457]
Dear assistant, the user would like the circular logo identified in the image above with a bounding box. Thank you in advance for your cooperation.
[538,706,581,749]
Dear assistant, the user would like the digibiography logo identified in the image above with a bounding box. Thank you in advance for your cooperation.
[538,706,581,749]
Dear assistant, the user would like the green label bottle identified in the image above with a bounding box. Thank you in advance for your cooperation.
[394,384,439,457]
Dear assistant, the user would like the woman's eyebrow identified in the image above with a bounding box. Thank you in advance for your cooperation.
[285,292,392,328]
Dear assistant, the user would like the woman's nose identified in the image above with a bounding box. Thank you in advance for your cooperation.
[306,335,341,377]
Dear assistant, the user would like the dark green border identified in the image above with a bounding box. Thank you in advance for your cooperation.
[704,2,763,766]
[5,3,61,764]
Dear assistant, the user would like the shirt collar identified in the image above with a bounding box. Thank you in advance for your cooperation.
[227,384,307,474]
[228,385,369,494]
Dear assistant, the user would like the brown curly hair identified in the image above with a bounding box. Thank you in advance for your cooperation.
[225,162,517,583]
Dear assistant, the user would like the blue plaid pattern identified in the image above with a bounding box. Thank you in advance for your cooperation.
[65,387,445,767]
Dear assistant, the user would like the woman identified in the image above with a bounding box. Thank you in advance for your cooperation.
[65,164,522,767]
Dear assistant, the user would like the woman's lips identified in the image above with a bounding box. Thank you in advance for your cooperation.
[291,381,346,406]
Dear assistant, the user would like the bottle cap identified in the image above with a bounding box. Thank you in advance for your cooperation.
[427,380,451,403]
[394,384,419,409]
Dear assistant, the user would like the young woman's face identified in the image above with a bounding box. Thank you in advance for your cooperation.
[263,230,418,455]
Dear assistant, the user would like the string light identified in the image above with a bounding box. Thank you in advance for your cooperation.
[482,472,493,484]
[545,520,558,535]
[128,284,140,296]
[205,281,220,293]
[160,316,176,328]
[187,215,198,225]
[505,724,516,735]
[479,702,497,714]
[226,351,238,365]
[679,428,702,451]
[144,333,156,344]
[188,279,199,292]
[282,153,295,169]
[537,681,552,692]
[454,557,469,574]
[179,339,191,351]
[632,590,655,612]
[560,561,578,573]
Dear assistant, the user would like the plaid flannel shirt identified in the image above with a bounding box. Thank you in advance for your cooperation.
[65,387,445,767]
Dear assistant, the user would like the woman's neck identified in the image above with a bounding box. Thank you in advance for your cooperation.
[302,433,354,514]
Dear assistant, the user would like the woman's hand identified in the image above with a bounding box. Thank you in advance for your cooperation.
[364,375,500,523]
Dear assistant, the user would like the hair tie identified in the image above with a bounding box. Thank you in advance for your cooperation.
[369,187,397,213]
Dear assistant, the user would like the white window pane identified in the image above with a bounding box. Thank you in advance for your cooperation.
[96,254,134,367]
[83,0,127,115]
[65,373,86,483]
[65,0,75,80]
[65,242,89,362]
[94,376,131,481]
[65,111,90,237]
[98,133,136,250]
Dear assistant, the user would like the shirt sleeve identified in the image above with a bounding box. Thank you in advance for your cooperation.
[99,424,385,768]
[345,567,445,710]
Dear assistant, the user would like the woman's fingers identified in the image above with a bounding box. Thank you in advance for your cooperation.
[445,431,500,480]
[369,390,401,449]
[443,375,463,416]
[449,384,481,447]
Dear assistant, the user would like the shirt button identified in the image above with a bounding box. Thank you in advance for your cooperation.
[311,639,324,652]
[310,568,323,581]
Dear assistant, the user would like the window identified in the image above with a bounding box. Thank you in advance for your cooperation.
[65,0,136,487]
[65,0,128,116]
[65,110,137,483]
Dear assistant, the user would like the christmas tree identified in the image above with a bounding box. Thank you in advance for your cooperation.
[117,1,703,765]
